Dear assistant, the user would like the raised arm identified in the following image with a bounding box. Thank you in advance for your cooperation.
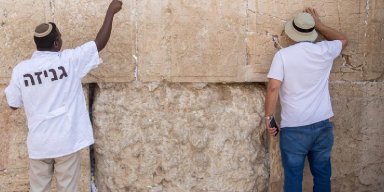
[305,7,348,50]
[95,0,123,52]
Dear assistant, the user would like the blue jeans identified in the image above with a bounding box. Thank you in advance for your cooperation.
[280,119,333,192]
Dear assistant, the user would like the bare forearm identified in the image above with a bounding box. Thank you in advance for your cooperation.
[264,79,281,136]
[95,12,114,52]
[265,83,280,117]
[95,0,122,52]
[316,22,347,43]
[305,7,348,49]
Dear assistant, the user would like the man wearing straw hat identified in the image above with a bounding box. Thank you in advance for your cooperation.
[4,0,122,191]
[265,8,348,192]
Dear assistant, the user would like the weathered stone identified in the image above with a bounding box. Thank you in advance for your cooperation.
[0,0,48,83]
[1,0,384,191]
[137,0,247,82]
[92,82,270,191]
[0,85,29,191]
[0,0,135,84]
[1,0,382,83]
[51,0,136,83]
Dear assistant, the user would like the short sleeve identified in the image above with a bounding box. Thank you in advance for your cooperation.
[316,40,343,60]
[4,71,23,108]
[267,51,284,81]
[64,41,102,78]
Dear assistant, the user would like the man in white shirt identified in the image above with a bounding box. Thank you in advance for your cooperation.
[4,0,122,191]
[265,8,348,192]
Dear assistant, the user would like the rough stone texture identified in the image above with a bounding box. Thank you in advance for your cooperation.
[267,136,283,192]
[92,81,384,192]
[0,0,48,83]
[1,0,384,191]
[137,0,384,82]
[1,0,383,83]
[0,86,29,191]
[329,0,384,82]
[93,83,270,192]
[52,0,136,83]
[0,85,91,192]
[0,0,136,84]
[137,0,247,82]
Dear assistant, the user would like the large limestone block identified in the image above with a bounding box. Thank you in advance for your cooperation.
[301,82,384,192]
[2,0,382,83]
[137,0,247,82]
[253,0,384,82]
[0,0,50,83]
[267,137,283,192]
[0,0,136,84]
[93,82,273,191]
[0,86,29,191]
[329,0,384,82]
[138,0,383,82]
[52,0,136,83]
[0,85,91,192]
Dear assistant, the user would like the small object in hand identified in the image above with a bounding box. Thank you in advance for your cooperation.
[269,116,279,136]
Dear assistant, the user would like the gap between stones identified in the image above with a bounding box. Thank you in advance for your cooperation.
[88,83,98,191]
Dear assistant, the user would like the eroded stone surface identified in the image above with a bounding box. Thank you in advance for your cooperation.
[0,0,383,191]
[51,0,136,83]
[0,0,136,84]
[1,0,382,83]
[138,0,247,82]
[93,82,269,191]
[0,0,49,83]
[0,86,29,191]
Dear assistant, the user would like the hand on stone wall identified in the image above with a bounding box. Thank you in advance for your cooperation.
[304,7,322,28]
[304,7,348,50]
[95,0,123,51]
[107,0,123,15]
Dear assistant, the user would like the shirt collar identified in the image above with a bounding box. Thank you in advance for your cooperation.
[32,51,61,58]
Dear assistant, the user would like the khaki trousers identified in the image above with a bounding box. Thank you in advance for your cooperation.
[29,151,81,192]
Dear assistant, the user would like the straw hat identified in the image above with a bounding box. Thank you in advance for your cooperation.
[285,12,318,42]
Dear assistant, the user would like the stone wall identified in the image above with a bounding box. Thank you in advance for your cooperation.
[1,0,382,83]
[0,0,383,191]
[0,86,29,191]
[92,83,268,191]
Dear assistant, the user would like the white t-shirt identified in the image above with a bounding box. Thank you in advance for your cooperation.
[267,40,342,128]
[5,41,102,159]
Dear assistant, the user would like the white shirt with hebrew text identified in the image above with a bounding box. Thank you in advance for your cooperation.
[5,41,101,159]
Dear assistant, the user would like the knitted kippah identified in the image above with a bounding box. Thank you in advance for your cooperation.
[34,23,53,38]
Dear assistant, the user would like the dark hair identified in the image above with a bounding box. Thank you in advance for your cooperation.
[33,22,58,50]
